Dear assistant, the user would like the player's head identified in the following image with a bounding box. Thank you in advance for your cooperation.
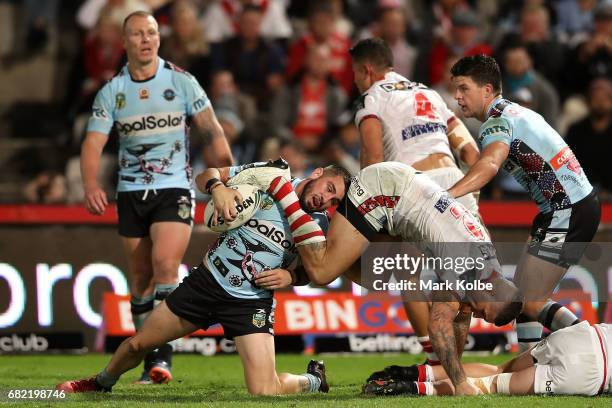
[451,55,502,121]
[350,38,394,93]
[122,11,160,66]
[469,274,523,326]
[297,165,351,212]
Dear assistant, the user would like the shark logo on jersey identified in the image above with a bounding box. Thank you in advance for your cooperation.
[163,89,175,101]
[226,231,278,282]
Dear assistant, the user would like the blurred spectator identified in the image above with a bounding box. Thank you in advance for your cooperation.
[503,43,560,128]
[429,9,492,86]
[565,2,612,95]
[497,5,567,91]
[216,108,257,165]
[330,0,354,38]
[22,0,59,54]
[159,0,210,86]
[201,0,292,45]
[77,0,152,30]
[63,11,125,141]
[432,54,481,137]
[271,43,348,153]
[555,0,598,41]
[565,77,612,197]
[23,171,67,204]
[425,0,471,44]
[286,1,354,95]
[359,6,418,79]
[209,70,257,127]
[211,4,285,109]
[278,139,310,179]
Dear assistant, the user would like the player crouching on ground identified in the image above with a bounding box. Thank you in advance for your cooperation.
[364,321,611,397]
[56,159,350,395]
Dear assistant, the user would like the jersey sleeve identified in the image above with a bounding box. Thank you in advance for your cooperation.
[86,82,114,135]
[478,117,512,148]
[354,93,380,128]
[226,159,291,190]
[177,72,211,117]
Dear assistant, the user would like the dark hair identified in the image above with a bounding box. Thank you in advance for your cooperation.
[242,4,263,15]
[308,0,333,18]
[450,55,502,94]
[323,165,352,195]
[123,10,155,32]
[349,38,394,70]
[494,301,523,326]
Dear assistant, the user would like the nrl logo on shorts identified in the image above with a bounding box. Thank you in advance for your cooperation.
[115,93,126,109]
[177,196,191,219]
[252,309,266,328]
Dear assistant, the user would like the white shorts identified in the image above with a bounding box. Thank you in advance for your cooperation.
[424,167,479,217]
[531,321,607,396]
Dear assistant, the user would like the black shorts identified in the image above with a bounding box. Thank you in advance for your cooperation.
[528,191,601,267]
[165,263,275,339]
[116,188,194,237]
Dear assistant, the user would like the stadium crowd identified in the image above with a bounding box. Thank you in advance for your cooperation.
[2,0,611,204]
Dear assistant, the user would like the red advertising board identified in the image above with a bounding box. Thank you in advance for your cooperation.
[102,291,598,338]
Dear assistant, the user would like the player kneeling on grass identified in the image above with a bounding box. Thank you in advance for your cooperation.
[56,159,350,395]
[364,321,611,396]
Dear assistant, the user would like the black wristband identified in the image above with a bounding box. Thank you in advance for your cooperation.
[205,178,222,194]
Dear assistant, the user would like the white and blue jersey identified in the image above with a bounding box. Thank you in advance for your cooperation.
[204,163,329,299]
[87,57,211,192]
[478,98,593,213]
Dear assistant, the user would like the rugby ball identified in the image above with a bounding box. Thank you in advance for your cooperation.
[204,184,263,232]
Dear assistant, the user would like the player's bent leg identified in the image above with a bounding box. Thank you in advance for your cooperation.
[235,333,327,395]
[148,221,192,382]
[56,301,197,393]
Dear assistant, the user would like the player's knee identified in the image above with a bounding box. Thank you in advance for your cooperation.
[126,336,149,355]
[153,258,180,277]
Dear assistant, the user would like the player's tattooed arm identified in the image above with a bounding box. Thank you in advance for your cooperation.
[453,306,472,357]
[429,300,467,386]
[192,106,233,167]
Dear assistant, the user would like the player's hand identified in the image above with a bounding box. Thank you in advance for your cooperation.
[454,380,482,396]
[84,185,108,215]
[254,269,293,290]
[211,185,243,225]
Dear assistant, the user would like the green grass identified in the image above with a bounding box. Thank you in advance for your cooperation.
[0,353,609,407]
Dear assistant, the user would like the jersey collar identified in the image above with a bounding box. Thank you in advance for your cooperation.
[485,96,507,120]
[126,57,164,83]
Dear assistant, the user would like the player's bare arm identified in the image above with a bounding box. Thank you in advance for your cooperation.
[453,305,472,356]
[447,141,509,199]
[297,213,369,285]
[80,131,110,215]
[192,106,233,167]
[447,117,480,167]
[429,301,478,394]
[359,117,385,168]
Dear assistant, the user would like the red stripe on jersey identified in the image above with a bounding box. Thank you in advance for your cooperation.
[290,213,313,232]
[417,364,427,382]
[268,176,281,194]
[417,382,426,395]
[284,201,302,217]
[293,230,325,244]
[272,182,294,201]
[358,114,380,127]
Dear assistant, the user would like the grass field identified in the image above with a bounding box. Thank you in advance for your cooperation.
[0,353,609,407]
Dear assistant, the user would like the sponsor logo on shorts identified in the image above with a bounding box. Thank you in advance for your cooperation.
[163,89,175,101]
[549,146,582,175]
[116,93,126,109]
[177,195,192,220]
[115,113,185,136]
[139,88,149,99]
[449,203,485,241]
[252,309,267,328]
[545,380,554,394]
[434,195,453,213]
